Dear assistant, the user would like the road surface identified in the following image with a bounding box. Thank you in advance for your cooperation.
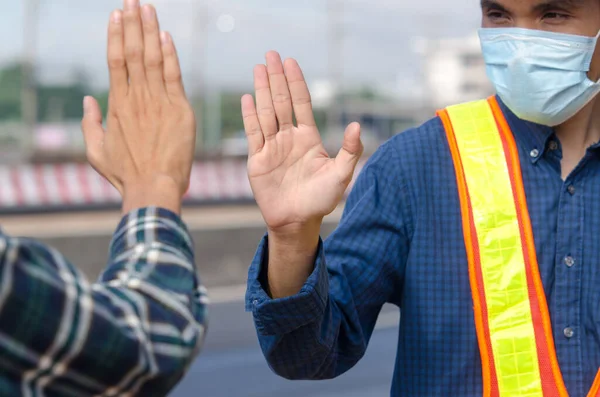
[0,205,343,287]
[0,205,344,238]
[0,207,401,396]
[171,293,399,397]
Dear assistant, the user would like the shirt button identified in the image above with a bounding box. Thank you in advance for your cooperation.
[530,149,539,158]
[564,256,575,268]
[564,327,574,339]
[567,185,576,195]
[548,141,559,151]
[253,300,259,306]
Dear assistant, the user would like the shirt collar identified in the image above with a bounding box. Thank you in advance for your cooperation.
[495,96,555,164]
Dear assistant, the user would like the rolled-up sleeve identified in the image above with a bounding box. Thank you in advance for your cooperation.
[246,237,329,336]
[245,141,412,380]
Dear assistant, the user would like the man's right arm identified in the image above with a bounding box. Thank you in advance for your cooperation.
[246,141,411,380]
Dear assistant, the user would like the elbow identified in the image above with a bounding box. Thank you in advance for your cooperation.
[268,362,340,381]
[152,304,209,380]
[265,346,341,381]
[269,364,335,381]
[144,324,207,394]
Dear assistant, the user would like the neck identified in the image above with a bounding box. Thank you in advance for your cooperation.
[555,96,600,153]
[555,96,600,179]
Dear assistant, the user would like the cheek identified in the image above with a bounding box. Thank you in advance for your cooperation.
[481,17,493,28]
[591,43,600,81]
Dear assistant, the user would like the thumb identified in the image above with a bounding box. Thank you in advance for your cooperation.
[334,122,363,184]
[81,96,105,163]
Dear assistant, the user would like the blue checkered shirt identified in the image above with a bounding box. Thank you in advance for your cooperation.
[246,98,600,396]
[0,207,208,396]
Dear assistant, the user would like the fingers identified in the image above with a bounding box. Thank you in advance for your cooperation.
[334,122,364,184]
[254,65,277,140]
[241,94,264,155]
[160,32,186,99]
[283,58,316,127]
[141,4,166,97]
[266,51,294,131]
[81,96,106,164]
[107,10,127,97]
[123,0,146,86]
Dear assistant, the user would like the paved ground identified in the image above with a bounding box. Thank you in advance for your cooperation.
[0,205,344,238]
[0,207,403,396]
[0,205,342,287]
[170,298,399,397]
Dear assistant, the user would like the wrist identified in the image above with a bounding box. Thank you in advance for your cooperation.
[267,218,322,252]
[121,176,183,215]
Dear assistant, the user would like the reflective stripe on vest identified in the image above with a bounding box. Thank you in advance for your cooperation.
[437,97,600,397]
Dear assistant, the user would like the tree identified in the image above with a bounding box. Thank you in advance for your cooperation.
[219,92,245,138]
[0,64,23,120]
[0,63,108,122]
[37,68,90,122]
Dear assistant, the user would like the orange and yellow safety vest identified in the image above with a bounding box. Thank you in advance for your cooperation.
[437,97,600,397]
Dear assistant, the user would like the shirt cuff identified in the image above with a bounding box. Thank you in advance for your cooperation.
[102,207,195,285]
[245,234,329,336]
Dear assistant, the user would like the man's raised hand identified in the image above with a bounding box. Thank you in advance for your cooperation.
[242,51,363,234]
[81,0,196,215]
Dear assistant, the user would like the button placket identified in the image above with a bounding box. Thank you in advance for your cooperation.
[553,173,584,389]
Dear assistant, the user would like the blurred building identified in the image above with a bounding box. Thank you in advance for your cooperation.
[414,33,494,109]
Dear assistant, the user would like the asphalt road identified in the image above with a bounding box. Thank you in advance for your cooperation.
[0,205,342,287]
[0,207,399,396]
[171,300,400,397]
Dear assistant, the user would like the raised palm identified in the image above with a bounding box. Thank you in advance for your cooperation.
[242,52,363,232]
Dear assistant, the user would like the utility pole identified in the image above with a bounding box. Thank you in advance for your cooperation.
[326,0,344,138]
[190,0,210,156]
[21,0,40,161]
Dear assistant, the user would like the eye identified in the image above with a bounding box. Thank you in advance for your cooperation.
[486,10,510,23]
[542,12,571,22]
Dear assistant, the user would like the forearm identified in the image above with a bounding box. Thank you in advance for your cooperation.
[252,235,377,381]
[102,207,207,324]
[267,219,322,298]
[0,211,207,395]
[121,176,183,215]
[251,236,359,381]
[94,208,208,392]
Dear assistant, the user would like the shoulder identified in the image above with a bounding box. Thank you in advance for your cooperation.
[363,115,450,179]
[387,116,447,161]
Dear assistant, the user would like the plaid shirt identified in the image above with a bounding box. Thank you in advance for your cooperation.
[246,98,600,396]
[0,207,208,397]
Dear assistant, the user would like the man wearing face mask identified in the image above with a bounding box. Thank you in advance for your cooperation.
[242,0,600,396]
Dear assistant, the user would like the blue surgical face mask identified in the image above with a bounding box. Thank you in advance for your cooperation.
[479,27,600,126]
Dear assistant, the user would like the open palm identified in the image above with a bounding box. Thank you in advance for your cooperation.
[242,52,363,232]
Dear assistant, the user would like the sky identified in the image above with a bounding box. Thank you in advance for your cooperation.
[0,0,482,96]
